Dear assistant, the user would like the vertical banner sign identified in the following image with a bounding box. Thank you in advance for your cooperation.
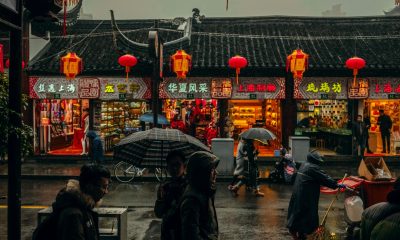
[348,79,369,99]
[0,44,3,73]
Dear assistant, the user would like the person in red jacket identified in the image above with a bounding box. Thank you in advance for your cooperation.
[206,122,218,147]
[171,114,186,133]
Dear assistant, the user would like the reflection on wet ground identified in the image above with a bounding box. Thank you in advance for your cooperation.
[0,180,347,240]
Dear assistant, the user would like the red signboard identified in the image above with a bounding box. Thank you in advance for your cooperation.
[79,78,100,98]
[211,79,232,98]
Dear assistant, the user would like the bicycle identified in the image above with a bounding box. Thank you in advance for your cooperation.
[113,161,168,183]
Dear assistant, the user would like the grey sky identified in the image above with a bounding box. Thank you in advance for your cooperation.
[82,0,395,19]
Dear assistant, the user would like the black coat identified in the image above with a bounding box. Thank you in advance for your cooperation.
[352,121,368,144]
[287,161,338,234]
[378,114,392,132]
[53,180,100,240]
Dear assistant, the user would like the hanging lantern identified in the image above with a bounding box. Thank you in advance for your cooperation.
[170,50,192,79]
[228,55,247,84]
[346,56,366,87]
[60,52,82,79]
[286,49,309,80]
[118,54,138,81]
[5,59,26,69]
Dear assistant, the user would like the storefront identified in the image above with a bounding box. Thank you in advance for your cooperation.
[30,76,150,156]
[363,78,400,155]
[294,77,352,155]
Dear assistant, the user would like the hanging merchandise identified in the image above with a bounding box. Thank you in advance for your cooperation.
[286,49,309,80]
[118,54,138,82]
[170,50,192,79]
[228,55,247,84]
[346,57,366,87]
[60,52,82,79]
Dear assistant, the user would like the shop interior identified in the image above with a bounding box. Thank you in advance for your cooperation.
[364,100,400,155]
[93,100,148,153]
[295,99,352,155]
[163,99,219,145]
[34,99,89,155]
[228,100,282,157]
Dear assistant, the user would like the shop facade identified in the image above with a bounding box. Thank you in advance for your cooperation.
[30,76,150,156]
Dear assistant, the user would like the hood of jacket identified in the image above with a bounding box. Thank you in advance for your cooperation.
[52,179,96,212]
[186,151,219,196]
[86,131,98,139]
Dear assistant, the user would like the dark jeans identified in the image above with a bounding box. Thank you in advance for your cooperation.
[381,131,391,153]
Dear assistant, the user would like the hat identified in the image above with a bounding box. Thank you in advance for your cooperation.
[387,178,400,204]
[307,149,324,163]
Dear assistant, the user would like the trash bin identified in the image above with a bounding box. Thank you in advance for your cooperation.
[361,179,396,208]
[211,138,234,175]
[288,136,310,163]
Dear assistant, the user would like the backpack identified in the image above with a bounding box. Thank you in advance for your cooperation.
[32,211,60,240]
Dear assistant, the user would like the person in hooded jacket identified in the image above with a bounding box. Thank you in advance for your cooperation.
[53,164,111,240]
[180,151,219,240]
[359,178,400,240]
[287,150,345,240]
[86,131,104,164]
[154,150,188,240]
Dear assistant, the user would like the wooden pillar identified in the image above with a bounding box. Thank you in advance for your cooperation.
[281,75,297,148]
[218,99,228,138]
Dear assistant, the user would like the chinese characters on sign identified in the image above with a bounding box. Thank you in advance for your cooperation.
[237,83,277,93]
[31,77,79,99]
[295,78,348,99]
[348,79,368,99]
[100,78,147,100]
[162,78,211,99]
[79,78,100,98]
[231,78,285,99]
[369,78,400,99]
[211,79,232,98]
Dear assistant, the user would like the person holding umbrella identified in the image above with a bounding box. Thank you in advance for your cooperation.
[287,150,346,240]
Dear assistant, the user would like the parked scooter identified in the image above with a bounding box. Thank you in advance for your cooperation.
[269,148,297,184]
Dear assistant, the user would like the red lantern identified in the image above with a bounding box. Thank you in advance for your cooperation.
[346,56,366,87]
[118,54,138,81]
[170,50,192,79]
[60,52,82,79]
[5,59,25,69]
[286,49,309,80]
[228,55,247,84]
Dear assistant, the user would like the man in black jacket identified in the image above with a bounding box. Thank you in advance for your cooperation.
[180,151,219,240]
[287,151,345,240]
[377,109,392,153]
[53,164,111,240]
[353,115,368,160]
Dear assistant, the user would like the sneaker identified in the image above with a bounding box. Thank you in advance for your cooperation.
[229,186,239,196]
[227,185,233,191]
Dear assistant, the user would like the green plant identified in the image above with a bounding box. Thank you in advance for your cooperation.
[0,73,33,160]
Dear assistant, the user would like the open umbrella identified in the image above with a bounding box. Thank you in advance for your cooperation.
[114,128,211,167]
[239,127,276,143]
[139,112,170,125]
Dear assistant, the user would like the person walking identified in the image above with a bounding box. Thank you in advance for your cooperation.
[180,151,219,240]
[33,164,111,240]
[287,150,345,240]
[245,139,264,197]
[352,115,368,160]
[86,131,104,164]
[154,151,188,240]
[377,109,392,153]
[359,178,400,240]
[364,115,373,154]
[228,138,247,196]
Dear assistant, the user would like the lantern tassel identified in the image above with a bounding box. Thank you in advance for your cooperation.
[353,69,358,87]
[126,66,130,82]
[236,68,240,84]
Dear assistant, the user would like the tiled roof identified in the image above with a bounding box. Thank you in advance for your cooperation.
[29,16,400,77]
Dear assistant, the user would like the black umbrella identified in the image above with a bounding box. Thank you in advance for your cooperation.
[114,128,211,167]
[239,127,276,143]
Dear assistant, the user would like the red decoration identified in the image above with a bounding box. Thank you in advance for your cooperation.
[60,52,82,79]
[5,59,25,69]
[228,55,247,84]
[346,56,366,87]
[170,50,192,79]
[118,54,138,81]
[286,49,309,80]
[0,44,3,73]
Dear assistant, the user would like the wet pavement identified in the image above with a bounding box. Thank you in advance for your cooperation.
[0,179,348,240]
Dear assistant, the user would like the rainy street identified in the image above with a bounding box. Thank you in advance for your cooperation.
[0,179,347,240]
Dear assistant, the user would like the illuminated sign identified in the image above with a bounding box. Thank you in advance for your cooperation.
[294,78,348,99]
[161,78,211,99]
[231,78,285,99]
[100,78,147,100]
[348,79,368,99]
[369,79,400,99]
[237,83,277,93]
[211,79,232,99]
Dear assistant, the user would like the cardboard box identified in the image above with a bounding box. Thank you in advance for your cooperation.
[358,157,392,181]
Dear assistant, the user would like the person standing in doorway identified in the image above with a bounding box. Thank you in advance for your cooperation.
[377,109,392,153]
[352,115,368,160]
[364,115,373,154]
